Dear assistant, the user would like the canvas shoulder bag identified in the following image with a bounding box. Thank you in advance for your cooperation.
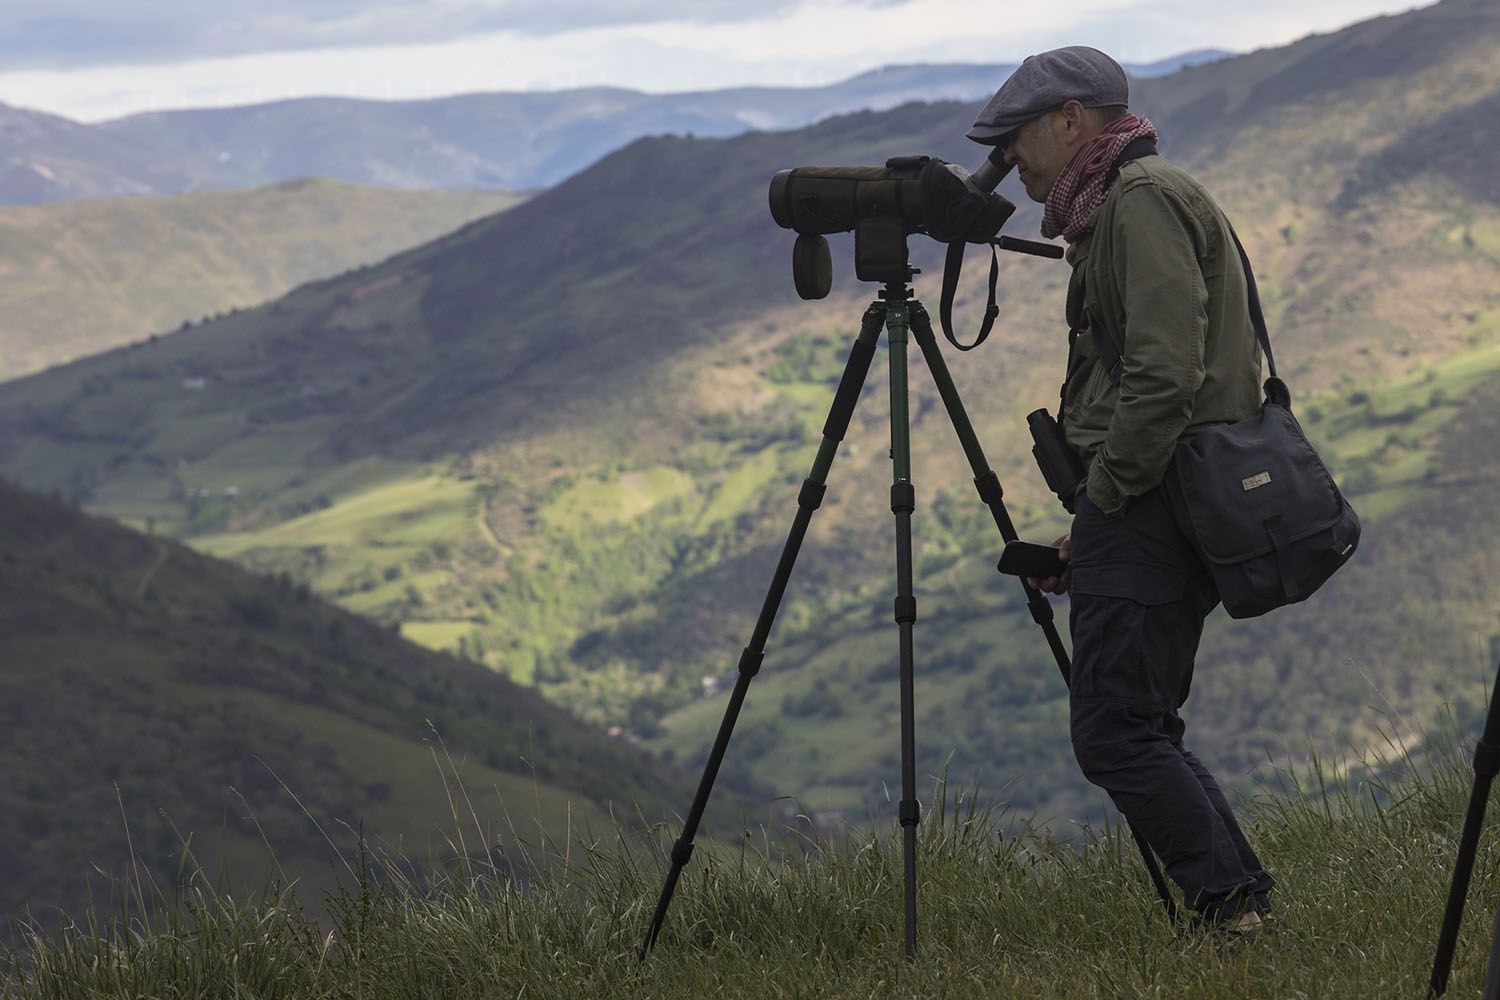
[1088,229,1361,619]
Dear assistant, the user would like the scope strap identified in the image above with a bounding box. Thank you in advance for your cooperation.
[939,240,1000,351]
[939,136,1157,355]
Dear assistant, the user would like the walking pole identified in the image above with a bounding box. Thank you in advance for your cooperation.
[1428,658,1500,997]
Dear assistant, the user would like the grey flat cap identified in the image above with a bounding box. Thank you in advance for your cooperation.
[967,46,1128,145]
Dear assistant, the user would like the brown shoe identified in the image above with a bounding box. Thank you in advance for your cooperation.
[1218,911,1266,941]
[1222,910,1263,934]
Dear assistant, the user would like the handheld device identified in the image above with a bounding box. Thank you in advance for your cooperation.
[996,539,1067,580]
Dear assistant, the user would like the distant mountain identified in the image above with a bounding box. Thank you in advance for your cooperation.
[1126,48,1233,76]
[0,179,522,378]
[0,53,1232,204]
[0,476,691,925]
[1,0,1496,829]
[0,101,259,204]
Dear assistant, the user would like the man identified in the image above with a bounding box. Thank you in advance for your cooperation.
[968,46,1274,930]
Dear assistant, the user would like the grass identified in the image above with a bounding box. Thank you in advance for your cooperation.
[6,730,1498,999]
[399,620,482,652]
[695,446,789,530]
[1300,336,1500,520]
[197,471,475,608]
[540,466,698,532]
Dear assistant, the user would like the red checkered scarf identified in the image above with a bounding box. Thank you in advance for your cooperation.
[1041,115,1159,243]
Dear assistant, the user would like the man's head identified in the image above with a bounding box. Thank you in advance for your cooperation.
[968,46,1130,203]
[1001,102,1129,202]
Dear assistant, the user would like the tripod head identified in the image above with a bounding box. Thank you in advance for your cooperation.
[878,269,919,304]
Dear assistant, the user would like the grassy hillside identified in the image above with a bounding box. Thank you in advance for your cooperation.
[0,180,521,378]
[0,477,695,927]
[0,0,1497,827]
[6,737,1499,998]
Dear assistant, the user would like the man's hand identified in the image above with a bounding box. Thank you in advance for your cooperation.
[1026,533,1071,595]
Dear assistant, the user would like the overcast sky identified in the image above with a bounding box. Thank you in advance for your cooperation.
[0,0,1431,122]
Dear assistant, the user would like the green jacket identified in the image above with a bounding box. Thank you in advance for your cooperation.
[1062,154,1263,515]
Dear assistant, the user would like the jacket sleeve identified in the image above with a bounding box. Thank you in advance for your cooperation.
[1085,180,1207,515]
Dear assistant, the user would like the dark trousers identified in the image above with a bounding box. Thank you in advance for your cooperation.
[1067,485,1273,919]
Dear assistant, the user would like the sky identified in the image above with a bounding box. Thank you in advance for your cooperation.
[0,0,1431,123]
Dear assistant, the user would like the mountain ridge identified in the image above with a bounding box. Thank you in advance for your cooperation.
[0,52,1231,204]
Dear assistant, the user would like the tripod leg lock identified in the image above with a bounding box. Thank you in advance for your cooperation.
[899,800,921,828]
[890,482,915,514]
[894,595,917,625]
[973,470,1004,507]
[798,479,827,511]
[738,647,764,678]
[671,839,695,867]
[1025,594,1056,627]
[1474,739,1500,777]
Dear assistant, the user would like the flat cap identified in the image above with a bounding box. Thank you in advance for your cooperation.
[967,46,1128,146]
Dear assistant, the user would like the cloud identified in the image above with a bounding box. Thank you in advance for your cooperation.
[0,0,1432,72]
[0,0,815,69]
[0,0,1432,122]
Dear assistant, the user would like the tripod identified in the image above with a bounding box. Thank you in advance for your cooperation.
[639,270,1178,965]
[1429,658,1500,998]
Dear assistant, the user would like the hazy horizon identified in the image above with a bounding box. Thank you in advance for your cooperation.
[0,0,1430,123]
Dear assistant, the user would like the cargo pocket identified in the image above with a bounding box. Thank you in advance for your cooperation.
[1069,491,1188,605]
[1068,491,1190,708]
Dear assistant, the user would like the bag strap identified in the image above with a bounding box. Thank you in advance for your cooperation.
[1228,228,1277,379]
[939,240,1000,351]
[1088,223,1279,387]
[1264,515,1301,600]
[1065,136,1154,398]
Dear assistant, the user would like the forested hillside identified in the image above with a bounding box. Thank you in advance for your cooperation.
[0,478,692,924]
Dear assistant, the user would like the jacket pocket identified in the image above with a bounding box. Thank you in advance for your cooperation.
[1064,352,1112,428]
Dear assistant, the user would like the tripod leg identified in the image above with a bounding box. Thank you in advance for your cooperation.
[1484,893,1500,1000]
[907,301,1180,925]
[885,297,921,964]
[1429,659,1500,997]
[907,304,1065,667]
[638,301,888,962]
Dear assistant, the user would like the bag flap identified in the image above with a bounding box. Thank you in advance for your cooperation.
[1172,404,1346,565]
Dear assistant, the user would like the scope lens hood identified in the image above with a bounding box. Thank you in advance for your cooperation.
[769,169,796,230]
